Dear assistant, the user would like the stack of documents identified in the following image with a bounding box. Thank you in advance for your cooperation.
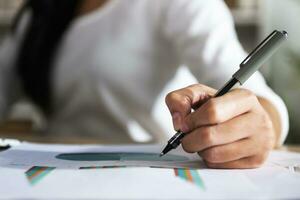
[0,142,300,199]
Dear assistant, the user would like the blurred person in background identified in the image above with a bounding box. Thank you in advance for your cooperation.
[0,0,289,168]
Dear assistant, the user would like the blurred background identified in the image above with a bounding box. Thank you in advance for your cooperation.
[0,0,299,144]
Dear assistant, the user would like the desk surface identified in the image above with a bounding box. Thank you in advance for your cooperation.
[1,121,300,199]
[280,145,300,153]
[1,120,300,152]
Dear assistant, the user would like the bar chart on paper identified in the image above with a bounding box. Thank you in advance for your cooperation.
[25,166,55,185]
[174,168,205,189]
[1,142,300,199]
[23,165,205,191]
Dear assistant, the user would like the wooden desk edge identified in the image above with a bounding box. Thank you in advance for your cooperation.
[278,145,300,153]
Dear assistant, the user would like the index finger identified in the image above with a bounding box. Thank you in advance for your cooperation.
[165,84,216,131]
[185,89,261,130]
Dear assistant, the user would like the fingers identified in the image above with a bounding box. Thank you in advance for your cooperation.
[181,112,256,153]
[181,109,274,168]
[204,154,270,169]
[185,89,261,130]
[200,136,272,168]
[198,138,261,164]
[168,87,267,152]
[166,85,274,169]
[165,84,216,132]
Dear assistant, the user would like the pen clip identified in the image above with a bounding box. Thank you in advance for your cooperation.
[240,30,278,67]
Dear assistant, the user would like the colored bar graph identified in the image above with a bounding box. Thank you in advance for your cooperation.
[25,166,55,186]
[174,168,205,189]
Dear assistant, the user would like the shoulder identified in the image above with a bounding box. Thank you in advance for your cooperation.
[152,0,234,41]
[160,0,233,25]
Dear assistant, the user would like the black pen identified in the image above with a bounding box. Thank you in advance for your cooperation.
[160,30,288,157]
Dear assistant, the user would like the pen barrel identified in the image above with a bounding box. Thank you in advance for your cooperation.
[168,131,185,146]
[215,77,240,97]
[233,30,288,84]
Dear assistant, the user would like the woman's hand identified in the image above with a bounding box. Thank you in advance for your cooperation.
[165,84,276,169]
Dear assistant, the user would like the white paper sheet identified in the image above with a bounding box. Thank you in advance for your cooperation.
[0,142,300,199]
[0,142,204,169]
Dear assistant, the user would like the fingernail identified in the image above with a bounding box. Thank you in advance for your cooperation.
[172,112,181,131]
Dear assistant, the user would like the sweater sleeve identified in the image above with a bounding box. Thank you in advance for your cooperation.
[160,0,289,144]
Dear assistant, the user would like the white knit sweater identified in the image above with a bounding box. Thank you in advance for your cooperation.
[0,0,289,143]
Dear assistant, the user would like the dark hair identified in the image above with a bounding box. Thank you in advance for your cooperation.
[14,0,82,114]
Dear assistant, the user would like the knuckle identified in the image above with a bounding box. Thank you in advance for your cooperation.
[257,114,275,149]
[239,89,259,105]
[261,114,273,131]
[206,99,221,123]
[186,88,194,97]
[263,132,275,151]
[240,89,255,99]
[203,148,219,163]
[186,115,196,131]
[200,127,215,146]
[182,145,194,154]
[204,161,218,169]
[250,154,268,168]
[165,91,190,111]
[165,92,177,104]
[181,140,195,153]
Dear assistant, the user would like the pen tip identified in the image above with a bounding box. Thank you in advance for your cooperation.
[159,152,164,157]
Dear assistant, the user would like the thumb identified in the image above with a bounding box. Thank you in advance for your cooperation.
[171,112,189,133]
[165,84,216,132]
